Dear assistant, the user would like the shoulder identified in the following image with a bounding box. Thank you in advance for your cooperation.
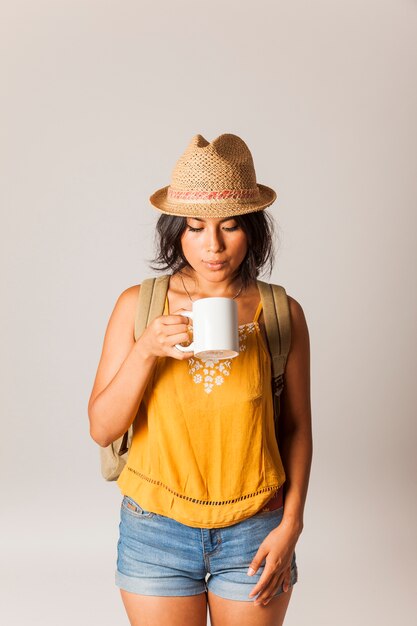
[287,294,308,328]
[114,284,141,310]
[113,275,171,325]
[106,285,141,333]
[285,293,310,358]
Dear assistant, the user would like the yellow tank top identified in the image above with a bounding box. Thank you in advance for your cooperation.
[116,295,286,528]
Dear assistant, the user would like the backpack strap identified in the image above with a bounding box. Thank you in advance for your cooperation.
[118,274,171,455]
[134,274,170,341]
[257,280,291,376]
[256,280,292,424]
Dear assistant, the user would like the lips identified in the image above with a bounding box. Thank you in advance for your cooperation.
[204,260,226,269]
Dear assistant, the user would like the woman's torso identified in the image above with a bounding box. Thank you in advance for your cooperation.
[116,272,286,528]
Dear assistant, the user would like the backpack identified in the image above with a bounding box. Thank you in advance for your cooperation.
[99,274,291,481]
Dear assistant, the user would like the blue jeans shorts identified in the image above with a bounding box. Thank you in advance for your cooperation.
[115,494,298,602]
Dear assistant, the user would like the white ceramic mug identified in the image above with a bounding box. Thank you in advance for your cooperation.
[175,297,240,360]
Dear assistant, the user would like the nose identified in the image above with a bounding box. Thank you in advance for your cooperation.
[206,226,225,252]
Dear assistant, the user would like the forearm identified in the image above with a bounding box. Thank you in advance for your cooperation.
[278,423,313,537]
[89,338,158,447]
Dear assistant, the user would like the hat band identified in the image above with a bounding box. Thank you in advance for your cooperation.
[167,187,260,204]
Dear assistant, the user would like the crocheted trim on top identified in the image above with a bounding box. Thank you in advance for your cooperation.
[187,321,258,394]
[126,465,283,506]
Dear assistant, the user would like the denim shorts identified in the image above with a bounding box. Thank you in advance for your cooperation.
[115,494,298,602]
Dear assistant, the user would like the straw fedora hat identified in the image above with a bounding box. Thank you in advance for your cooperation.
[149,133,277,218]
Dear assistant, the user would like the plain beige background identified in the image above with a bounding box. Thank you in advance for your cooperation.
[1,1,416,624]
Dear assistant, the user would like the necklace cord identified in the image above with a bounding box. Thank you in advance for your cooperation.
[179,271,244,302]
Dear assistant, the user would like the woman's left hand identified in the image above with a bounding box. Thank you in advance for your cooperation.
[247,524,299,605]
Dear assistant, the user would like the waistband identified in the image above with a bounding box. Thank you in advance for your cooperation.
[258,485,284,512]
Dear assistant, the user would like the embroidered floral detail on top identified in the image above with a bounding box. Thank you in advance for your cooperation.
[187,322,259,394]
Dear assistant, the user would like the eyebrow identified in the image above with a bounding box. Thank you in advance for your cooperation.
[188,217,236,223]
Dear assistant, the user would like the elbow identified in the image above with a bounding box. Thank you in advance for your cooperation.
[88,405,111,448]
[89,425,111,448]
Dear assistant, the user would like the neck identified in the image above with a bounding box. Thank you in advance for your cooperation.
[177,268,244,299]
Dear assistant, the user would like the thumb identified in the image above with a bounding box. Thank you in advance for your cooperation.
[247,547,268,576]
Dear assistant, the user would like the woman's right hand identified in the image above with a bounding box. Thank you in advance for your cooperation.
[137,311,194,360]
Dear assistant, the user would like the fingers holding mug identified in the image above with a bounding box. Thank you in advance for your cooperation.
[173,310,194,358]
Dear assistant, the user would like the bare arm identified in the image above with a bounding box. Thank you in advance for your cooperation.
[88,284,193,447]
[243,295,312,603]
[278,295,313,537]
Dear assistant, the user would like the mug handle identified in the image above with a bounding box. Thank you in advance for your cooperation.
[174,310,194,352]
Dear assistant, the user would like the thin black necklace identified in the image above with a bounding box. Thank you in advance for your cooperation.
[179,271,244,302]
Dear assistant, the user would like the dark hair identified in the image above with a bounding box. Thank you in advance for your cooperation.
[148,211,278,289]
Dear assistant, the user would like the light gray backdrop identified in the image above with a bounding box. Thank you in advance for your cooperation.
[1,1,416,624]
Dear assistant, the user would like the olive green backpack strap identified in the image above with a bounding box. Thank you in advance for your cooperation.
[134,274,171,341]
[100,274,171,481]
[256,280,292,433]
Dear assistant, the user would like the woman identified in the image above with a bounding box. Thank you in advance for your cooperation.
[88,133,312,626]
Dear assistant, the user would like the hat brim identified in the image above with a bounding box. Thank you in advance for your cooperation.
[149,184,277,218]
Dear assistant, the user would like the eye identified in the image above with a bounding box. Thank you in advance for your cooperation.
[186,225,239,232]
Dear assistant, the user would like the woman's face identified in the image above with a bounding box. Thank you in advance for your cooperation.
[180,215,248,279]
